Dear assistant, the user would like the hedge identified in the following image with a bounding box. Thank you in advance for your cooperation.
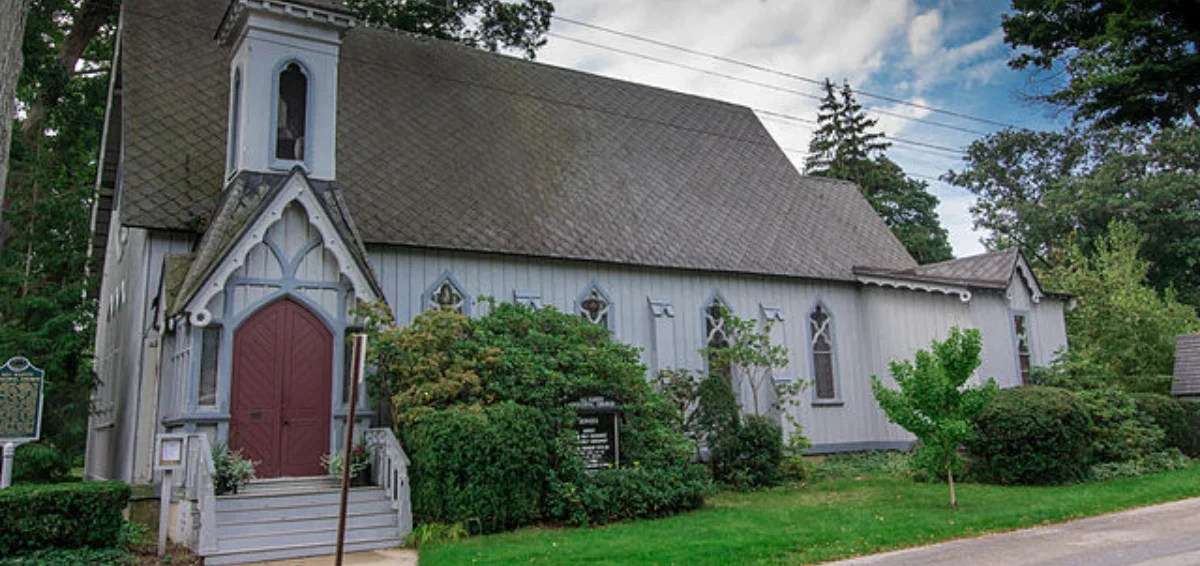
[403,402,551,534]
[0,480,131,556]
[1132,393,1195,457]
[968,386,1093,485]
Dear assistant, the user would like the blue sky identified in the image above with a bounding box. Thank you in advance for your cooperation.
[534,0,1071,257]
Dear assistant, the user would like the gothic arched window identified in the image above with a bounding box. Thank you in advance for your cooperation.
[275,62,308,161]
[427,276,467,314]
[578,285,612,329]
[704,295,731,379]
[810,304,836,400]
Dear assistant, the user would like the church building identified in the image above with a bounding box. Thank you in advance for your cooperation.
[85,0,1069,562]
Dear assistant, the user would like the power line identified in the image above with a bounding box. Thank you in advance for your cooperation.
[754,111,967,156]
[547,32,989,137]
[552,14,1017,130]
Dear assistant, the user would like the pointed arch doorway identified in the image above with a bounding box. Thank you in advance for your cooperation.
[229,298,333,478]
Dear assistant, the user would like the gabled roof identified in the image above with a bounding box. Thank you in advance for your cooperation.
[114,0,917,283]
[171,169,381,317]
[1174,334,1200,397]
[854,248,1067,302]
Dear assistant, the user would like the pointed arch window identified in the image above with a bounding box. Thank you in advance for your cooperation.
[810,304,837,400]
[426,274,469,315]
[1013,313,1032,384]
[275,62,308,162]
[578,284,612,329]
[704,295,731,379]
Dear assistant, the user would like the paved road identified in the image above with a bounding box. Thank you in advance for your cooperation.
[825,498,1200,566]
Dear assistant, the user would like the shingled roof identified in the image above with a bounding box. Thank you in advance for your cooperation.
[114,0,917,282]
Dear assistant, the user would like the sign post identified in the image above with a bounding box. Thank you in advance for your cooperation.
[154,434,186,556]
[335,333,367,566]
[0,357,46,489]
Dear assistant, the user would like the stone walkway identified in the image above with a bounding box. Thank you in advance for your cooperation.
[248,548,418,566]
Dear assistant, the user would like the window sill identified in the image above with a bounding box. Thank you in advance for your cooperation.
[811,400,844,408]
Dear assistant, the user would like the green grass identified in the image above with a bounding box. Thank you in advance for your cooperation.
[419,464,1200,565]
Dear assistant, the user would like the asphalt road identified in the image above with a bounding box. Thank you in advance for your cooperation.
[824,498,1200,566]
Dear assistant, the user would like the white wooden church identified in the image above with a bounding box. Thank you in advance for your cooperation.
[85,0,1069,562]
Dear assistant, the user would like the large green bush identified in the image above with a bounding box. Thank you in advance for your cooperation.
[404,402,551,533]
[0,480,130,556]
[367,303,708,533]
[1078,389,1165,463]
[1132,393,1192,455]
[1181,401,1200,457]
[968,386,1093,485]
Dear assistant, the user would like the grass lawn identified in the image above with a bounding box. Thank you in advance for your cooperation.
[419,463,1200,565]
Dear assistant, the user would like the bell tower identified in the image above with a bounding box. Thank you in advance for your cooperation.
[217,0,355,181]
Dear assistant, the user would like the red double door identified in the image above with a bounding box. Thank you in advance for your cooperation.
[229,299,332,478]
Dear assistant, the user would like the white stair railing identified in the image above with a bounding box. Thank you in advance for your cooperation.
[181,433,219,554]
[363,428,413,539]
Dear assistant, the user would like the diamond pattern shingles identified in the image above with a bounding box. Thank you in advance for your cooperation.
[118,0,916,282]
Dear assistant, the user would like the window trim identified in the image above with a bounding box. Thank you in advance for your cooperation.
[807,300,841,406]
[268,58,313,172]
[197,324,222,409]
[576,282,615,331]
[227,67,242,178]
[423,271,471,315]
[1011,310,1033,385]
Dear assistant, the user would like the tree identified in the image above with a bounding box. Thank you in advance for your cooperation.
[1039,221,1200,381]
[0,0,33,208]
[871,328,997,510]
[702,312,788,417]
[1003,0,1200,128]
[346,0,554,59]
[945,125,1200,306]
[806,79,954,264]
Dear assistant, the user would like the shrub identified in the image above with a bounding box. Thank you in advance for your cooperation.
[11,443,71,484]
[1078,389,1165,463]
[211,444,256,496]
[1089,449,1192,481]
[1132,393,1192,455]
[968,386,1093,485]
[1181,401,1200,457]
[778,456,815,483]
[0,548,132,566]
[711,415,783,490]
[404,402,551,533]
[0,480,130,556]
[550,463,711,526]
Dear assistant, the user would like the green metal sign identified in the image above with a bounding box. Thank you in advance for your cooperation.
[0,357,45,442]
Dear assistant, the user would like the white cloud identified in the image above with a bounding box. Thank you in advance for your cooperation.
[908,10,942,57]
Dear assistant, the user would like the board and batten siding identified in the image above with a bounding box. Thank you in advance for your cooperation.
[365,245,1070,451]
[87,225,193,483]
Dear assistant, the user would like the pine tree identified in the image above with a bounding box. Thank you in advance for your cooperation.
[805,80,954,264]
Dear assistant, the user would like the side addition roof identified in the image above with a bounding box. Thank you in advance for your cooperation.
[854,248,1067,302]
[1173,334,1200,397]
[113,0,917,283]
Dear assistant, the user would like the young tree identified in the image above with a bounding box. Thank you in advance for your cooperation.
[806,79,953,264]
[702,312,788,417]
[346,0,554,59]
[1040,222,1200,380]
[871,328,997,510]
[1003,0,1200,128]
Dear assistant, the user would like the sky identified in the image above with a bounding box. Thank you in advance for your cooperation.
[531,0,1071,257]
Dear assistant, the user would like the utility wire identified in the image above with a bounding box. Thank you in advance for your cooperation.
[552,14,1017,130]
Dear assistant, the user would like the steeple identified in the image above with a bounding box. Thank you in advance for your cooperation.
[216,0,355,181]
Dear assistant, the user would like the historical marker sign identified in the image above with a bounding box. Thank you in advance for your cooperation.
[0,357,45,442]
[571,396,620,471]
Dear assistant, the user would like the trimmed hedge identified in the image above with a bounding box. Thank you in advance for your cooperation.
[968,386,1093,485]
[1132,393,1193,456]
[404,402,551,534]
[711,415,783,490]
[0,480,131,556]
[12,443,70,484]
[550,464,711,526]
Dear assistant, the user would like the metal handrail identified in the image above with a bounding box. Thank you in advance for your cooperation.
[363,428,413,539]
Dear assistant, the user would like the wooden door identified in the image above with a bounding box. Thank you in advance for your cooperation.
[230,299,332,478]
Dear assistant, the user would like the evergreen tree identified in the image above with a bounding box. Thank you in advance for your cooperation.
[805,80,954,264]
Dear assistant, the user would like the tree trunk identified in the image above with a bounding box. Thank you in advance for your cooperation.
[947,464,957,511]
[0,0,33,212]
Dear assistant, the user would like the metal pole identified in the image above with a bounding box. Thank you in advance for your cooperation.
[158,469,172,556]
[1,443,14,489]
[335,333,367,566]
